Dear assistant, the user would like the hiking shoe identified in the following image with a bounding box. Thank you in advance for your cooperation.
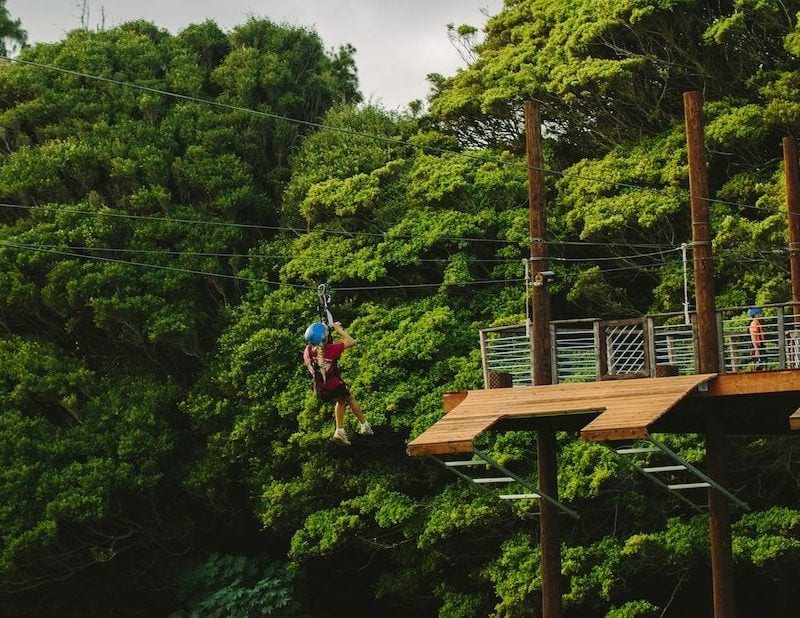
[332,428,351,446]
[359,422,374,436]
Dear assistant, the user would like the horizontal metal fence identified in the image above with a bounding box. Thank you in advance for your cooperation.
[719,305,800,373]
[552,320,598,383]
[479,324,532,387]
[479,302,800,387]
[652,317,696,375]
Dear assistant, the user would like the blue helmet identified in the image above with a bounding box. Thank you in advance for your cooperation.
[304,322,328,345]
[747,307,763,317]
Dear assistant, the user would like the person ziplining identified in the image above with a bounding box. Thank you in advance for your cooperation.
[303,285,373,446]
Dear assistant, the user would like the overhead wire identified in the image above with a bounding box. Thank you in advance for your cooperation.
[548,239,675,249]
[0,240,531,264]
[2,200,795,267]
[0,240,525,292]
[592,259,685,276]
[0,243,287,260]
[558,258,685,279]
[0,240,303,288]
[0,232,704,278]
[0,202,521,245]
[550,246,683,262]
[0,201,685,252]
[0,56,498,165]
[3,201,795,262]
[2,56,795,217]
[8,236,760,271]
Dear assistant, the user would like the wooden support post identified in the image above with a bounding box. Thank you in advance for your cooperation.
[684,90,735,618]
[706,420,736,617]
[525,100,561,618]
[783,137,800,311]
[537,426,561,618]
[479,329,490,388]
[684,91,719,374]
[525,101,552,387]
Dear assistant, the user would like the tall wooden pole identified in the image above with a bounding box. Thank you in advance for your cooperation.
[684,90,736,618]
[525,101,552,386]
[705,420,735,617]
[524,100,561,618]
[783,137,800,309]
[684,91,719,374]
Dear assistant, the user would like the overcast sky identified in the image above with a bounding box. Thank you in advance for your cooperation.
[7,0,503,110]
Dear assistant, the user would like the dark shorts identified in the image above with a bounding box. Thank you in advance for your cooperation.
[320,382,350,403]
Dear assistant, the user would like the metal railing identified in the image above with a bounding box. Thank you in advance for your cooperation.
[600,319,649,379]
[651,315,696,375]
[479,323,533,387]
[479,302,800,387]
[551,319,599,383]
[719,304,800,372]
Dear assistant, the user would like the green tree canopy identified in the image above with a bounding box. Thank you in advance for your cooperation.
[0,0,25,57]
[1,3,800,617]
[0,18,361,615]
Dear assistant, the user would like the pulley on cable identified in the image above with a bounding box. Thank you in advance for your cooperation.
[317,283,335,328]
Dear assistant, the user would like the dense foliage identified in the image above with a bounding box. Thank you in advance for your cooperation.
[0,0,25,57]
[1,2,800,617]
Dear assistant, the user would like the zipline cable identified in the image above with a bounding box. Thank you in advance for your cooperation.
[0,240,525,291]
[0,240,305,288]
[0,239,684,278]
[0,56,496,162]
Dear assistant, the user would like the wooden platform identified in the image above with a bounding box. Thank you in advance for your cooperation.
[654,370,800,435]
[408,371,800,456]
[407,374,715,456]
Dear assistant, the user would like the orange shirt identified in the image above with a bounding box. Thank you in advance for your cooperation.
[749,318,764,347]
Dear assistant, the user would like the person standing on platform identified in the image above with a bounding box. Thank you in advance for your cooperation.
[748,307,765,370]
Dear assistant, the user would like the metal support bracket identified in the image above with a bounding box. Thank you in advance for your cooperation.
[609,436,750,512]
[428,448,579,519]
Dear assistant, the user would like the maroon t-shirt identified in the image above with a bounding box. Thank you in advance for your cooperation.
[303,342,346,390]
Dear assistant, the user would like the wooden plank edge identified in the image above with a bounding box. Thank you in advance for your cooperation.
[407,440,474,457]
[696,370,800,397]
[790,409,800,432]
[580,374,716,441]
[443,391,468,413]
[581,426,650,443]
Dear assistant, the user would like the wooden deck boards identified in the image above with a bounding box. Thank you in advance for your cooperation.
[579,374,715,441]
[407,374,716,456]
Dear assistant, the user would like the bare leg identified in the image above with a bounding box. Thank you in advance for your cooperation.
[334,398,346,429]
[345,395,366,423]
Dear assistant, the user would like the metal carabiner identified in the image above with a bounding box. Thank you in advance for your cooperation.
[317,283,334,326]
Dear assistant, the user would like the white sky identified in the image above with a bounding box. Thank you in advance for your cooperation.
[7,0,503,110]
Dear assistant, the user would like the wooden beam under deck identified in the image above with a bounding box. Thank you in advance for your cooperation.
[655,370,800,435]
[408,371,800,457]
[694,369,800,397]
